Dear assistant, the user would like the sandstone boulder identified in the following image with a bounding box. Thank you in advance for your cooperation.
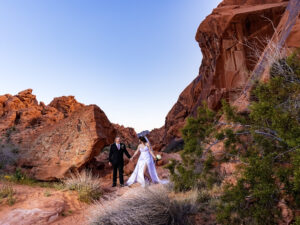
[0,90,116,180]
[18,105,115,180]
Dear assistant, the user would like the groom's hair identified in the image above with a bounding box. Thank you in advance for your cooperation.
[115,136,121,140]
[139,136,147,144]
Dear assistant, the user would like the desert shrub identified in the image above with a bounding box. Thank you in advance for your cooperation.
[1,173,63,189]
[1,168,65,189]
[88,185,198,225]
[13,168,24,181]
[63,170,102,203]
[168,49,300,224]
[0,185,16,205]
[166,104,220,192]
[6,168,37,186]
[293,217,300,225]
[216,50,300,225]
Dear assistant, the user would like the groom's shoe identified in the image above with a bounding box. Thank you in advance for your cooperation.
[120,184,125,187]
[112,184,117,187]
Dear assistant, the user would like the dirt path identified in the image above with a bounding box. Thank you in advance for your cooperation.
[0,155,174,225]
[0,179,141,225]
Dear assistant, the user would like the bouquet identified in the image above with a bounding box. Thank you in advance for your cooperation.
[155,154,162,161]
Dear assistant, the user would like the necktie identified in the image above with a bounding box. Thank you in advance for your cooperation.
[117,144,120,150]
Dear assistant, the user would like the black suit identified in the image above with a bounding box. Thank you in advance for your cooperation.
[109,143,131,185]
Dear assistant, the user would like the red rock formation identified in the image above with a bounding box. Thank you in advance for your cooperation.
[150,0,300,150]
[18,105,116,180]
[112,123,138,148]
[148,127,164,151]
[0,89,116,180]
[49,96,84,118]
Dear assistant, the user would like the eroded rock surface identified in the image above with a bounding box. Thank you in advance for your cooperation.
[150,0,300,150]
[0,200,65,225]
[112,123,138,148]
[0,89,116,180]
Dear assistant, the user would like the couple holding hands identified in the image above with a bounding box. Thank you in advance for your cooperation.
[109,136,167,187]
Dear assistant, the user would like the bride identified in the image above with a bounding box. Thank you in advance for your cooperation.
[126,136,168,187]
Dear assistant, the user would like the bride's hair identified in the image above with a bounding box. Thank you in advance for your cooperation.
[139,136,147,144]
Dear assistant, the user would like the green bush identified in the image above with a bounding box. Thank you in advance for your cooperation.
[216,50,300,225]
[166,104,221,192]
[169,49,300,224]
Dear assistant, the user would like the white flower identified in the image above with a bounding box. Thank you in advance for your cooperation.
[156,154,162,160]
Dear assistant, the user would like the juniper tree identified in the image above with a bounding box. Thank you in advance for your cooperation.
[168,49,300,224]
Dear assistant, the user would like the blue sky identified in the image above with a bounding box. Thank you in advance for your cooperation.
[0,0,221,132]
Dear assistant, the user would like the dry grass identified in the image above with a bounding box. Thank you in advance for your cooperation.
[88,185,198,225]
[240,35,294,92]
[63,170,102,203]
[243,37,288,70]
[0,184,16,205]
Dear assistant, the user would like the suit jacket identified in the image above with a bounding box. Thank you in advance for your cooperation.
[109,143,131,165]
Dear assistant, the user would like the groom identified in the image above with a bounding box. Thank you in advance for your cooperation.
[109,136,131,187]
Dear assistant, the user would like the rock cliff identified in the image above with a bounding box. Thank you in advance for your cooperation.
[150,0,300,151]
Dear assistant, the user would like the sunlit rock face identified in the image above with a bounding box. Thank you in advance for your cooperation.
[112,123,138,148]
[0,89,116,180]
[150,0,300,150]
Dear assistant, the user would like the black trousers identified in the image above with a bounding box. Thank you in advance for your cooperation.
[113,163,124,185]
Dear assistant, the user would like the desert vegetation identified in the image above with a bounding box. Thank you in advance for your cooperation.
[0,168,64,189]
[0,184,16,206]
[0,49,298,224]
[0,168,102,204]
[167,49,300,224]
[88,185,198,225]
[63,170,102,203]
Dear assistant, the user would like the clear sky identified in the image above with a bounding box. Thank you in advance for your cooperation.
[0,0,221,132]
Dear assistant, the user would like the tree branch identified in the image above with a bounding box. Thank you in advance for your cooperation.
[254,130,284,142]
[273,145,300,160]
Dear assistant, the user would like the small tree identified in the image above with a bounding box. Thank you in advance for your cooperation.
[166,103,220,192]
[168,49,300,224]
[217,50,300,224]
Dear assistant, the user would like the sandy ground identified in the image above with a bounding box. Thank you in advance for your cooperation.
[0,182,87,225]
[0,157,173,225]
[0,178,142,225]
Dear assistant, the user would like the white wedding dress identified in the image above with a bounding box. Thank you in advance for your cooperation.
[126,145,168,187]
